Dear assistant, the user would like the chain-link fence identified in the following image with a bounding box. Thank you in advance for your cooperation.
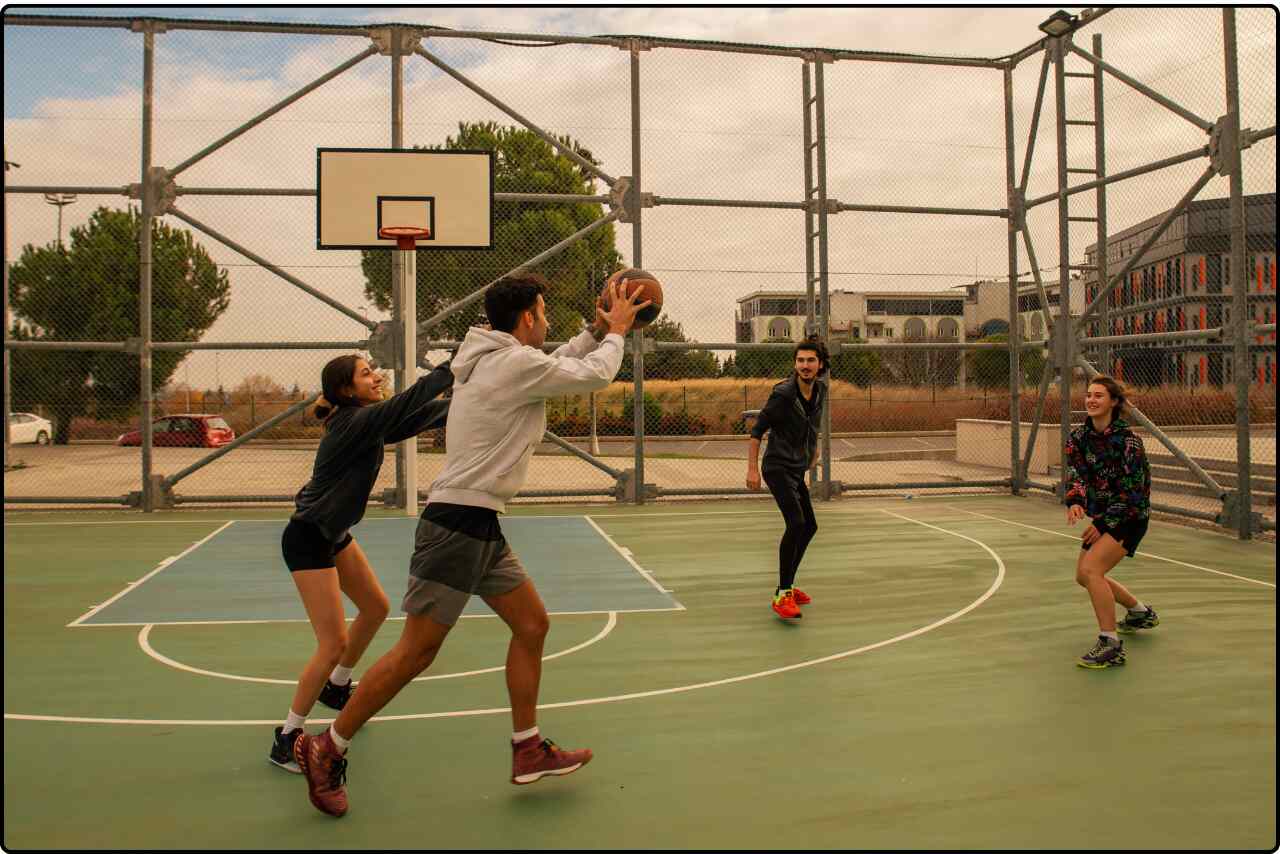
[3,9,1275,537]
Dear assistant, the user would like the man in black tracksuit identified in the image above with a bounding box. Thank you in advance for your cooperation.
[746,337,828,622]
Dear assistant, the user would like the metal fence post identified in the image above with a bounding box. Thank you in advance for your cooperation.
[630,40,646,505]
[1052,34,1073,499]
[1093,33,1110,375]
[389,28,417,515]
[814,56,832,497]
[1223,10,1253,540]
[1004,65,1022,494]
[2,153,14,472]
[139,24,157,512]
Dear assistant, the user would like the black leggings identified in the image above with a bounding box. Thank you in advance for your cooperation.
[764,467,818,591]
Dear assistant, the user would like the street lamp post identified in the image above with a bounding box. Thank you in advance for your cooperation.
[43,192,77,249]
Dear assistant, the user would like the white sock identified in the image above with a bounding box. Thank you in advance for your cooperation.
[1100,631,1119,642]
[329,724,350,753]
[512,725,539,744]
[329,665,353,686]
[1127,601,1148,614]
[283,710,307,734]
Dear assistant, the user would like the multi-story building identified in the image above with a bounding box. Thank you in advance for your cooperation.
[735,290,966,344]
[1080,192,1276,387]
[956,278,1082,342]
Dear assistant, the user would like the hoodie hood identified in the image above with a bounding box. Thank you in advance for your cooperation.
[451,327,520,384]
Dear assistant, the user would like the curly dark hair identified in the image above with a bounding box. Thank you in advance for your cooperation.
[484,274,548,333]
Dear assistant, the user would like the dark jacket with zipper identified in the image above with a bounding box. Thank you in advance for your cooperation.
[750,375,826,473]
[291,363,453,542]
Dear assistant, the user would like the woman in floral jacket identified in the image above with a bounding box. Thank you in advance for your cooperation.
[1064,375,1159,669]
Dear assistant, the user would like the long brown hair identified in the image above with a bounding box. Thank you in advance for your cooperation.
[1087,374,1127,418]
[313,354,365,422]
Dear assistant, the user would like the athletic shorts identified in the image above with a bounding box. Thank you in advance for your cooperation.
[281,518,354,572]
[1083,518,1148,558]
[401,514,529,626]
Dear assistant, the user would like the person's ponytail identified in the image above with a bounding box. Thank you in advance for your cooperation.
[313,395,335,421]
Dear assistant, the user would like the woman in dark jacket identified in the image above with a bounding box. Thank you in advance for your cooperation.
[268,354,452,771]
[1064,375,1159,670]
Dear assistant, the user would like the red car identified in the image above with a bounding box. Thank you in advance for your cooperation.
[117,414,236,448]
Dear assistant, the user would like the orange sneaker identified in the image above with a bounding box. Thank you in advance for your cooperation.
[772,590,802,621]
[792,588,811,606]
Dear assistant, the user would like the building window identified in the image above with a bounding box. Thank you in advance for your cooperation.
[767,318,792,340]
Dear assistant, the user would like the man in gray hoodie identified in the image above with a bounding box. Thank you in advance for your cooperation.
[297,274,650,817]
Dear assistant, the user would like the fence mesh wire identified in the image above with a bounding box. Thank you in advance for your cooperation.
[3,9,1275,534]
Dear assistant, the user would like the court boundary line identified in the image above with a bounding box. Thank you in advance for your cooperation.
[6,510,1005,726]
[947,506,1276,589]
[584,514,681,600]
[65,521,237,627]
[70,605,680,629]
[136,611,619,685]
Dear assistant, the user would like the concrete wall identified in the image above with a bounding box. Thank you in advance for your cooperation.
[956,419,1055,475]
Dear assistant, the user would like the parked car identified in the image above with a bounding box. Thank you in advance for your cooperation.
[7,412,52,445]
[117,414,236,448]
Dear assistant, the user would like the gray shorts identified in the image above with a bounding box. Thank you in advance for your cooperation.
[401,517,529,626]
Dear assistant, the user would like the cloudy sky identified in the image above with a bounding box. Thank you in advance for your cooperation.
[4,4,1276,390]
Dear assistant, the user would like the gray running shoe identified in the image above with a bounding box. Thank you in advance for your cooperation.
[1077,636,1126,669]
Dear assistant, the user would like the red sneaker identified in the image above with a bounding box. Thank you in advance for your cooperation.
[792,588,812,606]
[772,590,802,621]
[511,735,593,785]
[295,730,349,817]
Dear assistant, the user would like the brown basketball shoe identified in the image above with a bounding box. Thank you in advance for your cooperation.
[511,734,593,785]
[295,730,349,817]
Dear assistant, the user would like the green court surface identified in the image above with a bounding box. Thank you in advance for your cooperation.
[3,495,1275,850]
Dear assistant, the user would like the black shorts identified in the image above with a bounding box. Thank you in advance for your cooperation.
[282,519,354,572]
[1083,518,1148,558]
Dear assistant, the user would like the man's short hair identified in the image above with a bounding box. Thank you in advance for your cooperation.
[795,336,829,376]
[484,274,548,333]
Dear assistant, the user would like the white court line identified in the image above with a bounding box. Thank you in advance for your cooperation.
[4,519,227,527]
[65,521,236,627]
[136,611,619,685]
[70,606,680,629]
[584,515,682,600]
[947,506,1276,590]
[6,510,1004,726]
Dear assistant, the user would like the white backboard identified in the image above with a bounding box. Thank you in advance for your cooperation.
[316,148,494,250]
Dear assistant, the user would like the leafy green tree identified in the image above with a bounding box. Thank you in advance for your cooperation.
[615,316,719,381]
[722,339,794,378]
[829,348,881,387]
[8,207,230,443]
[361,122,622,341]
[968,334,1014,389]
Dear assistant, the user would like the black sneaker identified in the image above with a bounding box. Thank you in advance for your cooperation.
[318,679,353,711]
[269,726,304,774]
[1077,636,1126,669]
[1117,606,1159,634]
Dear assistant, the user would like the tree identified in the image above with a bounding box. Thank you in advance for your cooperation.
[232,373,287,404]
[615,316,719,381]
[361,122,622,342]
[8,207,230,443]
[723,339,794,378]
[829,348,881,388]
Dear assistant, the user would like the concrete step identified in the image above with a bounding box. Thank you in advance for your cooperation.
[1148,463,1275,493]
[1145,451,1275,479]
[1049,465,1277,507]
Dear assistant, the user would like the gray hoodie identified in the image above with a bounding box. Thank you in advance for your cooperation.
[428,326,625,511]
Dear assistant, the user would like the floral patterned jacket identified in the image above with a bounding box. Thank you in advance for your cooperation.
[1064,417,1151,537]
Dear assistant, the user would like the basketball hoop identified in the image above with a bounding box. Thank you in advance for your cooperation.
[379,225,431,250]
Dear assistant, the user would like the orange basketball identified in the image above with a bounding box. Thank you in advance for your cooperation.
[603,267,663,329]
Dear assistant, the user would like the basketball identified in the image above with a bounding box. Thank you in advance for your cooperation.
[603,267,663,329]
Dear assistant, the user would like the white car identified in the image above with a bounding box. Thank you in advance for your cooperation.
[7,412,52,445]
